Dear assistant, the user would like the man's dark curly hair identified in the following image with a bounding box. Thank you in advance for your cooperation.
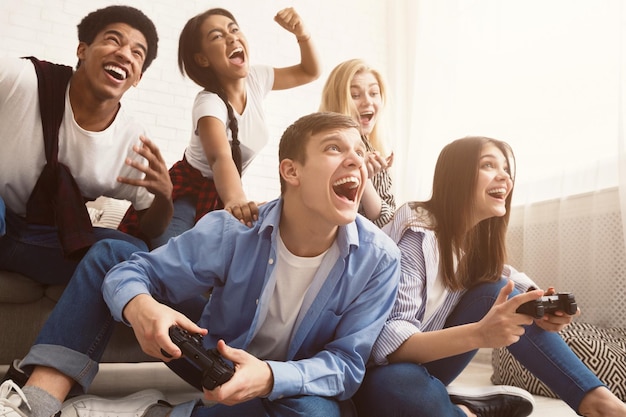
[77,5,158,72]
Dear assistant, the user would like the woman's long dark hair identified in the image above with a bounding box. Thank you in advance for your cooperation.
[417,136,515,290]
[178,8,242,175]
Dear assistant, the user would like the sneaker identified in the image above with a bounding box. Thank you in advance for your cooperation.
[447,385,535,417]
[0,380,31,417]
[61,389,166,417]
[1,361,29,388]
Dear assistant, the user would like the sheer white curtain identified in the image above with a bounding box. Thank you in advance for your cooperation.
[388,0,626,327]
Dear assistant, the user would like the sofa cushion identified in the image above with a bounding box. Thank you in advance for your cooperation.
[0,271,45,303]
[0,295,154,364]
[491,322,626,401]
[45,284,67,303]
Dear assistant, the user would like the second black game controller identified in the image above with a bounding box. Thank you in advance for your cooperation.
[516,292,578,319]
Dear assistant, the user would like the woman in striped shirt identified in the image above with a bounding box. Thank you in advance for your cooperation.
[353,136,626,417]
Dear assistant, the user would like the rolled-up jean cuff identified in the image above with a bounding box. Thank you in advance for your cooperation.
[20,344,99,396]
[169,400,202,417]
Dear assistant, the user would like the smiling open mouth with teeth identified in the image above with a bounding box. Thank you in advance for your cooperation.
[487,187,507,199]
[333,176,360,202]
[360,112,374,122]
[104,64,127,80]
[228,47,244,64]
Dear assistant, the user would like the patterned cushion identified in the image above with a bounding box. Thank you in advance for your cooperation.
[491,322,626,401]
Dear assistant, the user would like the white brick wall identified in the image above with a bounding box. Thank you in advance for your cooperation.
[0,0,392,203]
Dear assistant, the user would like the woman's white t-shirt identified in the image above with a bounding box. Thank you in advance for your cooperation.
[184,65,274,178]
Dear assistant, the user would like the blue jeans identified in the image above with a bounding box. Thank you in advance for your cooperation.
[167,396,347,417]
[164,365,355,417]
[0,196,147,285]
[19,239,147,395]
[151,195,196,248]
[353,279,604,417]
[17,238,208,396]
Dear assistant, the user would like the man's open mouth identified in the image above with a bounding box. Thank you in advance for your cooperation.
[104,64,127,80]
[333,176,360,202]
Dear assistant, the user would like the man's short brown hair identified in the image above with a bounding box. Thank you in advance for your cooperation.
[278,112,360,193]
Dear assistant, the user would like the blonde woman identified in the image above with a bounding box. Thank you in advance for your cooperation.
[320,59,395,227]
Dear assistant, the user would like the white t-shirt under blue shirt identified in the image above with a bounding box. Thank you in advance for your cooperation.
[184,65,274,178]
[246,233,335,361]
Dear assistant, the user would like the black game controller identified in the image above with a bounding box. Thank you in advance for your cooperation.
[516,292,578,319]
[164,325,234,390]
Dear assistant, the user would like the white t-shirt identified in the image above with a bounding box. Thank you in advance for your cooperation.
[422,272,444,324]
[0,57,154,216]
[247,234,327,361]
[184,65,274,178]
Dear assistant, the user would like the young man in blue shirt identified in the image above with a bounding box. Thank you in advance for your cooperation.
[1,112,401,417]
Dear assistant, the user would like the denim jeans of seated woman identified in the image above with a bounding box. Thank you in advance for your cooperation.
[0,195,148,285]
[353,278,605,417]
[150,195,197,249]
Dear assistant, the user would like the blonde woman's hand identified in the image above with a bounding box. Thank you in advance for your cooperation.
[225,200,259,227]
[386,151,394,168]
[365,151,392,179]
[274,7,310,41]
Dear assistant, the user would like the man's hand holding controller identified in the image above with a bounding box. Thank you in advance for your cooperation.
[161,325,235,390]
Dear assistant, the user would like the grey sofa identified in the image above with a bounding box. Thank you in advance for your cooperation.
[0,197,154,366]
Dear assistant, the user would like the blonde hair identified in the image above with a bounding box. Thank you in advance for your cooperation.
[319,59,388,154]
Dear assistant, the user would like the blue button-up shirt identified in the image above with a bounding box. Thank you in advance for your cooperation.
[103,198,400,401]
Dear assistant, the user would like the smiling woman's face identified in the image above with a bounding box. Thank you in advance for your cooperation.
[195,14,248,78]
[350,71,382,136]
[472,142,513,226]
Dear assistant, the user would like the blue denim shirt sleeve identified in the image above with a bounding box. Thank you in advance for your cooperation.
[102,209,236,323]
